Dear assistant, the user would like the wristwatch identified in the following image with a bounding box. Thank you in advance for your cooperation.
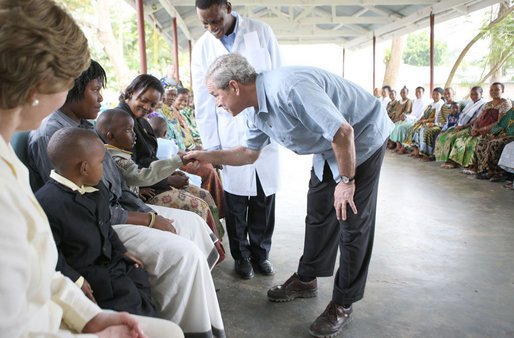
[339,175,355,184]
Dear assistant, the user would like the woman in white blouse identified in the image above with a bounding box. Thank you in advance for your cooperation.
[0,0,182,337]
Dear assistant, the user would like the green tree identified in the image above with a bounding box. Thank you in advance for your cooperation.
[402,31,448,66]
[57,0,191,92]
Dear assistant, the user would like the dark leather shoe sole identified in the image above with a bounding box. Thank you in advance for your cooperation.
[235,259,254,279]
[237,270,254,279]
[308,315,352,338]
[267,288,318,302]
[253,260,275,276]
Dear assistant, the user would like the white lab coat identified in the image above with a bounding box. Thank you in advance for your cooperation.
[192,14,282,197]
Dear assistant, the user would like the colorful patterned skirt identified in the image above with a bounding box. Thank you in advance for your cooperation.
[182,163,225,220]
[475,135,514,174]
[390,120,416,143]
[448,134,483,167]
[403,122,428,147]
[434,128,470,162]
[420,126,442,156]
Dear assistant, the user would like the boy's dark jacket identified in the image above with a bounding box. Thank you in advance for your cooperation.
[35,179,156,316]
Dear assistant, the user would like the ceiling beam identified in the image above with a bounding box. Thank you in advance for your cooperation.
[171,0,438,5]
[343,0,502,49]
[158,0,192,41]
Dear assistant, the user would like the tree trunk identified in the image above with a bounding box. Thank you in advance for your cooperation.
[490,3,510,83]
[382,36,403,88]
[463,46,514,99]
[444,4,514,88]
[95,0,132,89]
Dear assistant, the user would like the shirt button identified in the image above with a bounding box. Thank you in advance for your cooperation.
[268,123,272,128]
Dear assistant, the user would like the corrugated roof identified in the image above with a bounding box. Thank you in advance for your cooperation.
[124,0,502,50]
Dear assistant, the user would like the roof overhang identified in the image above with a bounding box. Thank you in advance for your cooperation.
[124,0,503,50]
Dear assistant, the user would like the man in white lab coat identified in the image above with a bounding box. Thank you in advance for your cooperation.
[192,0,281,279]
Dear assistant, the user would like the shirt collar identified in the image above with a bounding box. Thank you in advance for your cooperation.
[55,109,94,129]
[49,170,99,195]
[105,144,132,159]
[225,12,239,38]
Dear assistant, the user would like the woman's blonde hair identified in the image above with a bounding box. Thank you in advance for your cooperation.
[0,0,90,109]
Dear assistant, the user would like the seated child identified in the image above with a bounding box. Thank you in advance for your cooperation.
[96,109,225,265]
[149,115,202,187]
[35,127,157,317]
[95,109,187,195]
[442,102,461,132]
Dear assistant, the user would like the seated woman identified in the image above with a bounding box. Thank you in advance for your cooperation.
[0,1,182,336]
[27,61,224,336]
[179,88,203,148]
[448,82,512,172]
[388,86,412,150]
[97,108,224,261]
[386,89,399,121]
[153,85,225,218]
[37,128,157,317]
[392,87,413,122]
[435,86,485,168]
[418,87,456,161]
[498,141,514,189]
[116,75,225,244]
[474,108,514,180]
[390,86,427,154]
[403,87,445,157]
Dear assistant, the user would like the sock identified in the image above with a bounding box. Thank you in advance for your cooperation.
[298,274,315,283]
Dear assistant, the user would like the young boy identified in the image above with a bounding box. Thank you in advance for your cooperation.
[148,116,202,187]
[96,108,186,196]
[35,127,157,317]
[442,102,462,132]
[97,109,225,266]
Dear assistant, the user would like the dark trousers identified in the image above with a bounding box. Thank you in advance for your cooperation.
[224,173,275,261]
[298,141,387,305]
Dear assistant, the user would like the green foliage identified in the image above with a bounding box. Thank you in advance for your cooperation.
[480,11,514,80]
[57,0,191,92]
[402,31,448,66]
[383,47,391,65]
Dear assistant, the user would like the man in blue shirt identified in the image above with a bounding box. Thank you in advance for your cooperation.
[185,54,394,338]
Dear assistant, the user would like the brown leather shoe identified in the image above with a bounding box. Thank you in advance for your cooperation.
[308,301,352,338]
[267,273,317,302]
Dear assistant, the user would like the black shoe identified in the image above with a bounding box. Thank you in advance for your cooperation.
[235,258,254,279]
[254,259,275,275]
[489,174,507,182]
[475,172,490,180]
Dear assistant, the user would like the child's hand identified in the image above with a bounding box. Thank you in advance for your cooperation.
[124,252,144,269]
[139,188,155,201]
[81,278,97,304]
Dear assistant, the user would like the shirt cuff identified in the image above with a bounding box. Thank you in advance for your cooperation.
[204,145,221,151]
[74,276,84,288]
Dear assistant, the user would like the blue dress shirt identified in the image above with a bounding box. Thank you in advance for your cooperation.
[220,12,239,52]
[243,66,395,181]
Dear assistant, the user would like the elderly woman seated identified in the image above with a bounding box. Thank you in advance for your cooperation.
[390,86,427,154]
[474,108,514,181]
[448,82,512,173]
[435,86,485,168]
[403,87,445,157]
[418,87,456,161]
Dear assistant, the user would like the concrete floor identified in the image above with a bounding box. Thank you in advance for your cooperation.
[212,148,514,338]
